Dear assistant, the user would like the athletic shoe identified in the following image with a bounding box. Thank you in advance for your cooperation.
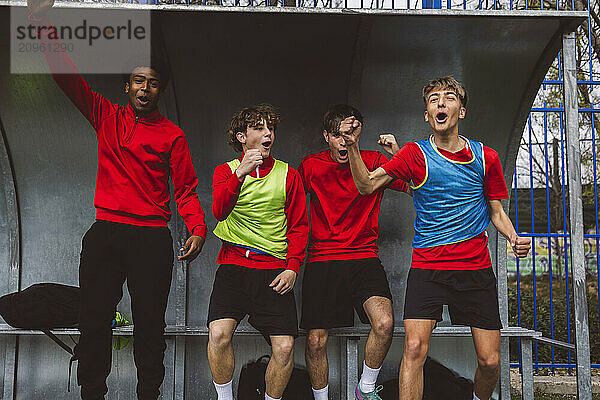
[355,383,383,400]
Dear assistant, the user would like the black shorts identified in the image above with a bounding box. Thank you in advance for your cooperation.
[403,267,503,330]
[207,264,298,343]
[300,258,392,329]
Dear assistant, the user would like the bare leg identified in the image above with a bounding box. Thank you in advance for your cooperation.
[305,329,329,390]
[363,296,394,369]
[265,335,295,398]
[398,319,436,400]
[207,318,237,384]
[471,328,500,400]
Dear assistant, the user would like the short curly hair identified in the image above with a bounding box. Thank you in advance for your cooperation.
[422,76,468,107]
[227,104,280,152]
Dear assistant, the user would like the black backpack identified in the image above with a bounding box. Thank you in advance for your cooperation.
[237,355,313,400]
[0,283,81,389]
[379,356,474,400]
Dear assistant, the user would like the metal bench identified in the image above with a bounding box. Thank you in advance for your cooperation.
[0,323,542,400]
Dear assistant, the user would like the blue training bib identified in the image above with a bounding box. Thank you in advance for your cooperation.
[411,135,490,248]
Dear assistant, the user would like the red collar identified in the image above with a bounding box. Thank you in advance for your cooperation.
[126,103,162,122]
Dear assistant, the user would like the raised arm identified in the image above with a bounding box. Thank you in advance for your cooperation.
[488,199,531,258]
[28,0,117,130]
[340,117,393,195]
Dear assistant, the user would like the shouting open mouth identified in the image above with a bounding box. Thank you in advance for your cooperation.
[261,140,272,151]
[435,112,448,124]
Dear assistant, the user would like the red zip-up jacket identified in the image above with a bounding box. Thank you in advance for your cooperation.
[36,17,206,236]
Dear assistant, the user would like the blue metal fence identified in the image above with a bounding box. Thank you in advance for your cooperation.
[508,4,600,369]
[54,0,600,375]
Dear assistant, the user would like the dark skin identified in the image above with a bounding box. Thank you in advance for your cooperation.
[126,69,205,261]
[125,67,162,116]
[28,0,205,262]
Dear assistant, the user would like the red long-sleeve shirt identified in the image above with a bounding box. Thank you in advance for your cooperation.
[35,16,206,237]
[382,140,508,270]
[212,156,308,274]
[299,150,408,262]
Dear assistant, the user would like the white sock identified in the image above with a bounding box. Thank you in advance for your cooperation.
[213,380,234,400]
[265,394,280,400]
[473,392,482,400]
[358,361,381,393]
[312,385,329,400]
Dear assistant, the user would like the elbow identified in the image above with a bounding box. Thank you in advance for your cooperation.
[213,206,234,222]
[357,179,376,195]
[213,213,228,222]
[358,186,374,196]
[212,206,226,222]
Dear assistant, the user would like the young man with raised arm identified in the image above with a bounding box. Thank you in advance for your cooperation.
[207,104,308,400]
[299,105,409,400]
[341,77,531,400]
[27,1,207,399]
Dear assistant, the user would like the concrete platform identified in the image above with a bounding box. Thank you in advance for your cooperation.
[510,369,600,396]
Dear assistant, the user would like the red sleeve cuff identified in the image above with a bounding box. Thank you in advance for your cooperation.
[380,164,395,180]
[486,194,509,201]
[285,259,301,274]
[192,225,207,238]
[227,171,243,194]
[28,13,47,23]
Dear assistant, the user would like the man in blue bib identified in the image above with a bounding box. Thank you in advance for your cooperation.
[341,77,531,400]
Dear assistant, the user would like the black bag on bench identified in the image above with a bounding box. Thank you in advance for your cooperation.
[0,283,80,357]
[378,356,474,400]
[238,355,313,400]
[0,283,131,391]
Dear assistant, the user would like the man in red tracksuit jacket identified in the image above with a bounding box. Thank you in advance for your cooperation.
[28,2,207,399]
[299,105,409,400]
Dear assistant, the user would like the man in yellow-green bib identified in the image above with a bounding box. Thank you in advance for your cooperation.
[207,104,309,400]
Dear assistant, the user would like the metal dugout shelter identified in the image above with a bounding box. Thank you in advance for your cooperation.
[0,3,589,399]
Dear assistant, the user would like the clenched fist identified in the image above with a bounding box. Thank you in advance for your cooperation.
[235,149,263,181]
[339,116,361,147]
[378,134,400,155]
[510,235,531,258]
[28,0,54,17]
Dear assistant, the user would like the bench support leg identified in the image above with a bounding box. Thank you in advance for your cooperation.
[520,338,534,400]
[3,336,18,400]
[499,336,511,400]
[161,337,175,400]
[174,336,186,400]
[341,336,359,400]
[161,336,185,400]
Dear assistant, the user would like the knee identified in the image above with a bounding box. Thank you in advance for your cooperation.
[306,332,327,358]
[208,326,233,350]
[372,314,394,339]
[272,338,294,366]
[402,337,429,364]
[477,353,500,375]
